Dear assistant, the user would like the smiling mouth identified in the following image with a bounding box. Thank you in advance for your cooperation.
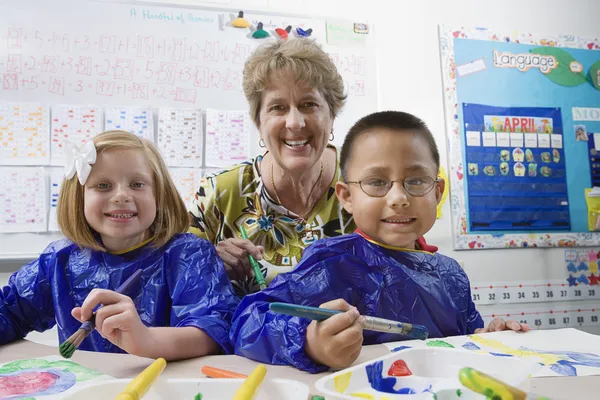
[284,139,310,147]
[104,213,137,219]
[382,218,415,224]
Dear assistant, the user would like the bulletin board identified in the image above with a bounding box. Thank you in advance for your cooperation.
[0,0,378,259]
[439,25,600,250]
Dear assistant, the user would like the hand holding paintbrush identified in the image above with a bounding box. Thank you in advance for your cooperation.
[60,269,143,358]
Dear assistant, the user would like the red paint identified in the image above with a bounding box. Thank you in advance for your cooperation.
[0,371,58,397]
[387,360,412,377]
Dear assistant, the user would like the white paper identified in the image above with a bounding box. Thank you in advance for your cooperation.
[50,105,104,165]
[157,108,203,167]
[538,134,551,148]
[551,134,563,149]
[384,329,600,377]
[524,133,538,148]
[495,132,510,147]
[0,167,47,232]
[510,132,524,148]
[169,168,203,209]
[48,168,63,232]
[456,58,487,77]
[205,109,252,167]
[0,103,50,165]
[104,107,154,142]
[482,131,496,147]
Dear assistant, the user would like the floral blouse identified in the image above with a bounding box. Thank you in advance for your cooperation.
[189,145,355,296]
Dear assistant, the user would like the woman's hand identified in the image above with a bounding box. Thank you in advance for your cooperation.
[216,238,265,281]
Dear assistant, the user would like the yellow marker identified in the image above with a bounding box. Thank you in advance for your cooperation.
[232,364,267,400]
[114,358,166,400]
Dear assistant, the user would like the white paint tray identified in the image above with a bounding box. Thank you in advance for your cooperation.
[62,377,309,399]
[314,347,542,399]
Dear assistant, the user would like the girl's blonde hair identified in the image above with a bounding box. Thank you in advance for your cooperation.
[57,130,188,251]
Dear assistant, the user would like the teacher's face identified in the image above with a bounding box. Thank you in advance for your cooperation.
[258,71,333,174]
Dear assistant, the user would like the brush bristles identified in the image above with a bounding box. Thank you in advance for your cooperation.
[59,328,88,358]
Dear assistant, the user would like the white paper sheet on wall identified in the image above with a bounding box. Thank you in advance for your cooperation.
[48,168,64,232]
[104,107,154,142]
[157,108,203,167]
[0,102,50,165]
[50,105,104,165]
[0,167,47,233]
[169,168,203,209]
[205,109,252,167]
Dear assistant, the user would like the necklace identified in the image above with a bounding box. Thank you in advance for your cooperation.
[270,159,324,222]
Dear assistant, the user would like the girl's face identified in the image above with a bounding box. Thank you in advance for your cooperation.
[83,148,156,252]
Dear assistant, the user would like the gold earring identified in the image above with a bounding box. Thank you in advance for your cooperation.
[259,139,265,148]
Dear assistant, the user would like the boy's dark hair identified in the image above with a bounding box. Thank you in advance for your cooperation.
[340,111,440,180]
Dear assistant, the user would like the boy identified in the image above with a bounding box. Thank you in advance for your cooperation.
[230,111,529,373]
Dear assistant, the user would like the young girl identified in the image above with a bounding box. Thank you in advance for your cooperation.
[0,131,239,360]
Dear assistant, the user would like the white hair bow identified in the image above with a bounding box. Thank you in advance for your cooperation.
[64,140,97,185]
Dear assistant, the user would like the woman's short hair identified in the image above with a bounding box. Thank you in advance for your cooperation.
[243,38,347,126]
[57,130,188,251]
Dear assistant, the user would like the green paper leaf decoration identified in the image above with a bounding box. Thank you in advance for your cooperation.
[588,60,600,91]
[529,47,587,87]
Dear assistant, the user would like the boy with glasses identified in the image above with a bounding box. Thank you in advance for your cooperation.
[230,111,529,373]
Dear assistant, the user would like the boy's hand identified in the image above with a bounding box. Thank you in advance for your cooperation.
[474,317,531,333]
[305,299,365,369]
[72,289,150,355]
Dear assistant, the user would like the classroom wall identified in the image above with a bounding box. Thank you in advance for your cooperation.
[3,0,600,332]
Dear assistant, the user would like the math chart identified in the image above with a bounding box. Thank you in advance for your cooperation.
[169,168,203,208]
[205,109,252,167]
[50,105,104,165]
[104,107,154,142]
[0,167,47,233]
[0,103,50,165]
[48,168,63,232]
[157,108,203,167]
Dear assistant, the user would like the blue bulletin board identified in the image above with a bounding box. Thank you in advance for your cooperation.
[439,26,600,250]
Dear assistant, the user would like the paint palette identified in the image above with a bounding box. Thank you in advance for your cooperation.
[315,347,542,399]
[62,377,309,399]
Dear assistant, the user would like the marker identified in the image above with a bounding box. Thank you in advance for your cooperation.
[114,358,166,400]
[239,225,267,290]
[459,367,550,400]
[232,364,267,400]
[202,366,247,379]
[269,302,428,340]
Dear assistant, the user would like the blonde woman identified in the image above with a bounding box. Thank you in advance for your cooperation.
[0,131,238,360]
[189,39,356,296]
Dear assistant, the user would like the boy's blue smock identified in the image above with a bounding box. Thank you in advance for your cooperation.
[0,233,239,354]
[230,233,484,372]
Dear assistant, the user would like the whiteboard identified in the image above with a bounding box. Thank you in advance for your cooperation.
[0,0,378,259]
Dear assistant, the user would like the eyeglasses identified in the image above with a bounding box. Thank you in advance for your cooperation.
[345,176,439,198]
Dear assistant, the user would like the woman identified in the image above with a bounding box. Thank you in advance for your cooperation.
[189,39,355,296]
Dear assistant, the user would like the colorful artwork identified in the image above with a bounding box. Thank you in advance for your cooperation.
[0,356,111,399]
[439,26,600,249]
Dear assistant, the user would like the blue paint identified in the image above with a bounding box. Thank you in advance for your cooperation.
[461,342,481,350]
[365,360,416,394]
[489,352,513,357]
[0,368,76,396]
[550,360,578,376]
[392,345,412,352]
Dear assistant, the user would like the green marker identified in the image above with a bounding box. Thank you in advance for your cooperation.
[239,225,267,290]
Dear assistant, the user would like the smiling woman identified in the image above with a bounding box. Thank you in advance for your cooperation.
[189,39,356,296]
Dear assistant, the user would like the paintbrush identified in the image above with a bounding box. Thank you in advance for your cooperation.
[269,302,429,340]
[239,225,267,290]
[114,357,166,400]
[459,367,550,400]
[59,269,143,358]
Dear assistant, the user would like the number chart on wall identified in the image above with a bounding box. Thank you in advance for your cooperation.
[439,26,600,250]
[0,0,377,258]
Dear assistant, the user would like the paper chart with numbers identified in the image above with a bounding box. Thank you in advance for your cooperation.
[169,168,203,209]
[48,168,63,232]
[205,109,252,167]
[385,329,600,377]
[0,167,47,232]
[157,108,203,167]
[104,107,154,142]
[50,105,104,165]
[0,103,50,165]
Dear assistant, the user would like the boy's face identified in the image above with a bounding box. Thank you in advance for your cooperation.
[336,128,444,249]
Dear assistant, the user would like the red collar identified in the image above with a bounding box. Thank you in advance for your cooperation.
[355,229,438,253]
